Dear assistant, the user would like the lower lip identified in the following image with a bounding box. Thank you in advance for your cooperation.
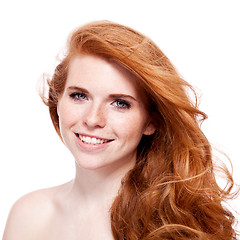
[76,135,113,151]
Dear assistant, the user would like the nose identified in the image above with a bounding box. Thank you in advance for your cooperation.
[83,103,106,128]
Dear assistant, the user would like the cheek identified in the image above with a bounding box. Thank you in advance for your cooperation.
[58,102,77,132]
[114,111,147,141]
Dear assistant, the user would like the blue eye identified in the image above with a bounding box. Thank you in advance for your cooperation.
[113,99,131,109]
[70,92,88,101]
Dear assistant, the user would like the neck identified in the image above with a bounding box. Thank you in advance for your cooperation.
[69,159,135,208]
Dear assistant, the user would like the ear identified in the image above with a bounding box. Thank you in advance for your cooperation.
[143,122,156,136]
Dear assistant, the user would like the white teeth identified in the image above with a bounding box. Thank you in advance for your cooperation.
[91,138,97,144]
[79,135,109,145]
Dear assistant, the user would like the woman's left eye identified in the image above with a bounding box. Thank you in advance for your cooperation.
[112,99,131,109]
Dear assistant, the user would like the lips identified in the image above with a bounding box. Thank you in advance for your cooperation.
[76,133,114,145]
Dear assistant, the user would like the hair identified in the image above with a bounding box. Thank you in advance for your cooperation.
[41,20,239,239]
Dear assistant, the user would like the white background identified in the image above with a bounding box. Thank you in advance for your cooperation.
[0,0,239,236]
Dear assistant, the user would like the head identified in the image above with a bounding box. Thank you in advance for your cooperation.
[43,20,207,168]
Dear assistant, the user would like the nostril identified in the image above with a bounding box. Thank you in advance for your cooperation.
[83,111,106,128]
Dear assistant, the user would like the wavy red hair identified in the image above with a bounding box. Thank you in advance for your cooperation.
[41,21,238,239]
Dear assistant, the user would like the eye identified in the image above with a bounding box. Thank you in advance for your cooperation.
[112,99,131,109]
[69,92,88,101]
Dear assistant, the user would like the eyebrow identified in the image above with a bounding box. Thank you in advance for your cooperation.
[67,86,89,93]
[109,94,137,101]
[66,86,137,101]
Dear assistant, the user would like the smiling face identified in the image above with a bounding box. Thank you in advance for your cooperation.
[57,54,155,172]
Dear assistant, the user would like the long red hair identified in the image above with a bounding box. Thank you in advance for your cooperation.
[41,21,238,239]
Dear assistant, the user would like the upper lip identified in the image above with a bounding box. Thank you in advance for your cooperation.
[75,133,114,141]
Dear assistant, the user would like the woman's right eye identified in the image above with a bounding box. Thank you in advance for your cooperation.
[69,92,88,101]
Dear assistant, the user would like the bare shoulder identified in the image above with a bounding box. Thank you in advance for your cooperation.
[3,182,72,240]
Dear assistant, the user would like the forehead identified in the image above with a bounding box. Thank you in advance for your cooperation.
[66,54,145,98]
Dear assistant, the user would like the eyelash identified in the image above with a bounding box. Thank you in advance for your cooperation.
[69,92,88,101]
[112,99,131,109]
[69,92,131,109]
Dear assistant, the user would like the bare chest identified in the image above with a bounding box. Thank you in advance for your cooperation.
[37,212,114,240]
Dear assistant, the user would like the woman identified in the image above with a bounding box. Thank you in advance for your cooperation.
[3,21,238,240]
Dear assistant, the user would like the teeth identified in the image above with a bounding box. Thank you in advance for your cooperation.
[79,135,109,145]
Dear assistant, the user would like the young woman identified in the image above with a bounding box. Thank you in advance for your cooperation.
[3,21,238,240]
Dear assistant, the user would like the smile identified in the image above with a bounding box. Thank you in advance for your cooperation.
[76,134,114,145]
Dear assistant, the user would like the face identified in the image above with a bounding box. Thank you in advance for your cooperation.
[57,54,155,172]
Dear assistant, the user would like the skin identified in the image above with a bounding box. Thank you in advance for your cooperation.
[3,54,155,240]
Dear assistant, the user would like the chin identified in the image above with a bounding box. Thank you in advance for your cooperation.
[74,158,112,171]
